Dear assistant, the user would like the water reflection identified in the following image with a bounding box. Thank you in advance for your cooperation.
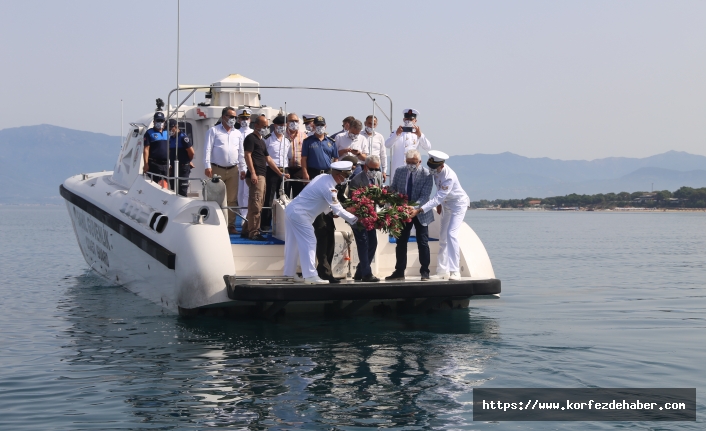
[58,273,499,429]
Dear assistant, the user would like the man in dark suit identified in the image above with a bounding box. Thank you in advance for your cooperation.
[348,155,383,282]
[386,149,435,281]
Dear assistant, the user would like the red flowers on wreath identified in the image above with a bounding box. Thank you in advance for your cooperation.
[346,185,418,238]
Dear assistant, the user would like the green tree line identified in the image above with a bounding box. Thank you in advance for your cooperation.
[472,186,706,209]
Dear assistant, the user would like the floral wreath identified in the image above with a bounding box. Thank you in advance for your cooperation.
[346,185,417,238]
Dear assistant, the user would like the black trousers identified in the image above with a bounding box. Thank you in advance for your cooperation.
[313,213,336,280]
[169,163,191,197]
[395,217,431,275]
[284,167,305,199]
[353,226,378,278]
[261,167,283,229]
[147,160,168,184]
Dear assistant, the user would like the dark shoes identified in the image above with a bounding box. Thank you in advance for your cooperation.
[421,272,430,281]
[385,271,405,281]
[327,277,341,284]
[360,275,380,283]
[250,234,268,241]
[228,226,237,235]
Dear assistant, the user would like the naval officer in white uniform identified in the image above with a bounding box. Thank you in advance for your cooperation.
[410,150,469,281]
[283,161,359,284]
[384,108,431,183]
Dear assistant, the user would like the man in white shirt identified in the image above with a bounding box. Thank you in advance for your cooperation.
[360,115,388,183]
[410,150,470,281]
[335,119,366,160]
[384,108,431,183]
[203,106,246,234]
[283,161,358,284]
[237,108,254,221]
[261,115,291,230]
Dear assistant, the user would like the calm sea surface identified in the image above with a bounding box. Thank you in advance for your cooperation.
[0,206,703,430]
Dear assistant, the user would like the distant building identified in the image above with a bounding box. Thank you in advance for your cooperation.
[528,200,542,206]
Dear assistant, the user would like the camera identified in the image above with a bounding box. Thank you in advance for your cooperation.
[401,126,414,133]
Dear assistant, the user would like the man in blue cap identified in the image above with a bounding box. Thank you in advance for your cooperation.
[142,111,169,184]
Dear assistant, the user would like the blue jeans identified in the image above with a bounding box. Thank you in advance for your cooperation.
[353,227,378,278]
[395,217,430,275]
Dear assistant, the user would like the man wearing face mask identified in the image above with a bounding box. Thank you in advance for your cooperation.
[335,119,366,160]
[203,107,247,235]
[261,115,291,230]
[330,116,355,140]
[284,113,306,198]
[167,119,194,197]
[301,116,339,282]
[409,150,469,281]
[142,111,170,184]
[242,116,288,241]
[237,109,254,222]
[386,149,435,281]
[384,108,431,183]
[302,114,318,136]
[360,115,388,183]
[348,155,383,282]
[283,161,358,284]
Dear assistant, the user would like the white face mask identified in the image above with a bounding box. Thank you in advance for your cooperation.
[170,129,176,137]
[315,126,326,135]
[226,118,236,127]
[240,120,250,128]
[364,126,374,134]
[305,123,314,132]
[275,126,286,135]
[403,120,413,127]
[154,121,164,129]
[288,121,298,131]
[259,128,269,137]
[366,170,380,180]
[406,163,418,172]
[348,132,358,140]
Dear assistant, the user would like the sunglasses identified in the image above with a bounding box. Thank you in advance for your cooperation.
[367,167,381,172]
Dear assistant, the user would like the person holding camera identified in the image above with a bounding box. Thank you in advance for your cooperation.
[384,108,431,183]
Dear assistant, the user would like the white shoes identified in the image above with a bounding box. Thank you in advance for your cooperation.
[430,273,449,280]
[304,276,329,284]
[449,271,461,280]
[292,274,305,283]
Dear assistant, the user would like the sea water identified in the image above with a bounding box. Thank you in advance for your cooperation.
[0,206,703,430]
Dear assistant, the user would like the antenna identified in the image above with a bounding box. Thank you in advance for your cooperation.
[172,0,181,193]
[120,99,123,145]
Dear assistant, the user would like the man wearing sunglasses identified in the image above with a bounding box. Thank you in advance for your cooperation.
[347,155,383,282]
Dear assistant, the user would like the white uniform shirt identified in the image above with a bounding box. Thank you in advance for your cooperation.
[385,131,431,178]
[335,133,366,156]
[421,165,469,213]
[360,130,388,174]
[203,124,246,171]
[287,174,358,224]
[265,133,290,168]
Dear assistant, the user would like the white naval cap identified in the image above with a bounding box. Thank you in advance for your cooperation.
[237,108,252,117]
[302,114,318,123]
[331,161,354,171]
[403,108,419,118]
[427,150,449,163]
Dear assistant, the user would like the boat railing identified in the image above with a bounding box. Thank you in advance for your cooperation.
[162,84,394,196]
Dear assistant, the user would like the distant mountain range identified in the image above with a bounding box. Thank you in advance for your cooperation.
[448,151,706,200]
[1,124,705,203]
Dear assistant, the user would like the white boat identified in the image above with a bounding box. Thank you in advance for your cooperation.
[61,75,500,317]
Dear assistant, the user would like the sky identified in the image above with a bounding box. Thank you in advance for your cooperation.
[0,0,704,160]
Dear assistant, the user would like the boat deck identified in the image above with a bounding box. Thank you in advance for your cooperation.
[224,276,501,302]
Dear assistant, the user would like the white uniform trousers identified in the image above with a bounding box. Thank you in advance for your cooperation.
[437,198,469,274]
[283,206,318,278]
[238,177,249,217]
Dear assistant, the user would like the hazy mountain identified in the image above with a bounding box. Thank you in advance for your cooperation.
[0,124,119,203]
[449,152,706,200]
[1,124,706,203]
